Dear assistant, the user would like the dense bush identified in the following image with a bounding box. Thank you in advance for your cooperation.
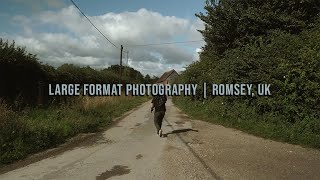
[175,0,320,147]
[177,23,320,122]
[0,40,47,109]
[221,27,320,121]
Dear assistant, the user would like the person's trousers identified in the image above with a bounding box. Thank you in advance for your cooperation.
[154,111,165,132]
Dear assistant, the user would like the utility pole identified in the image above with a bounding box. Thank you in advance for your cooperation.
[120,45,123,83]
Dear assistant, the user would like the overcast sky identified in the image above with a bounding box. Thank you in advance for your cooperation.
[0,0,206,76]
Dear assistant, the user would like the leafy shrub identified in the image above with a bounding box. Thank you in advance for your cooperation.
[174,0,320,148]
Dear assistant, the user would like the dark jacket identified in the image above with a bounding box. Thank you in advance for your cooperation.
[152,95,167,112]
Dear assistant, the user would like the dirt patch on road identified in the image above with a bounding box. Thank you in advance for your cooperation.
[136,154,143,160]
[78,133,114,148]
[96,165,131,180]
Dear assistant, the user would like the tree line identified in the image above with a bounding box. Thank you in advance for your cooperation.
[0,39,158,110]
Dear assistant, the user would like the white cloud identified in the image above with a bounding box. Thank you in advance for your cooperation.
[196,48,202,53]
[3,6,205,76]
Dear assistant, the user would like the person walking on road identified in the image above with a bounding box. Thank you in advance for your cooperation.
[151,94,167,137]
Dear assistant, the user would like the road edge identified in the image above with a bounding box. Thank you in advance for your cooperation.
[0,100,151,175]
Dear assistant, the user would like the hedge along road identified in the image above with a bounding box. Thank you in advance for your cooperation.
[0,99,320,180]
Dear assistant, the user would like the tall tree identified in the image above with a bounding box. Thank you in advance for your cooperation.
[196,0,320,56]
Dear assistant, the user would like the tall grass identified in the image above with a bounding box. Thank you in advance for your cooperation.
[173,96,320,149]
[0,95,149,165]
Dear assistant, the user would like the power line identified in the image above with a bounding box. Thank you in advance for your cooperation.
[125,40,205,47]
[70,0,204,49]
[70,0,119,49]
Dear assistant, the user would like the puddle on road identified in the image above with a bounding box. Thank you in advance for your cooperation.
[136,154,143,160]
[96,165,130,180]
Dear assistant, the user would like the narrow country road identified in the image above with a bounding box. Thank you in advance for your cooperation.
[1,99,320,180]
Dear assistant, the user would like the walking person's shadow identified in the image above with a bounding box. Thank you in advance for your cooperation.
[162,128,199,138]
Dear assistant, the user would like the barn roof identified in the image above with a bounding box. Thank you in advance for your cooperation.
[156,69,178,83]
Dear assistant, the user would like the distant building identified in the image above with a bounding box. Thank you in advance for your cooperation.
[156,69,179,84]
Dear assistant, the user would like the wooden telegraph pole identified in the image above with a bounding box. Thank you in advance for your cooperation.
[120,45,123,83]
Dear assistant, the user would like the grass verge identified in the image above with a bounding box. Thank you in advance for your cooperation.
[0,96,150,165]
[173,96,320,149]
